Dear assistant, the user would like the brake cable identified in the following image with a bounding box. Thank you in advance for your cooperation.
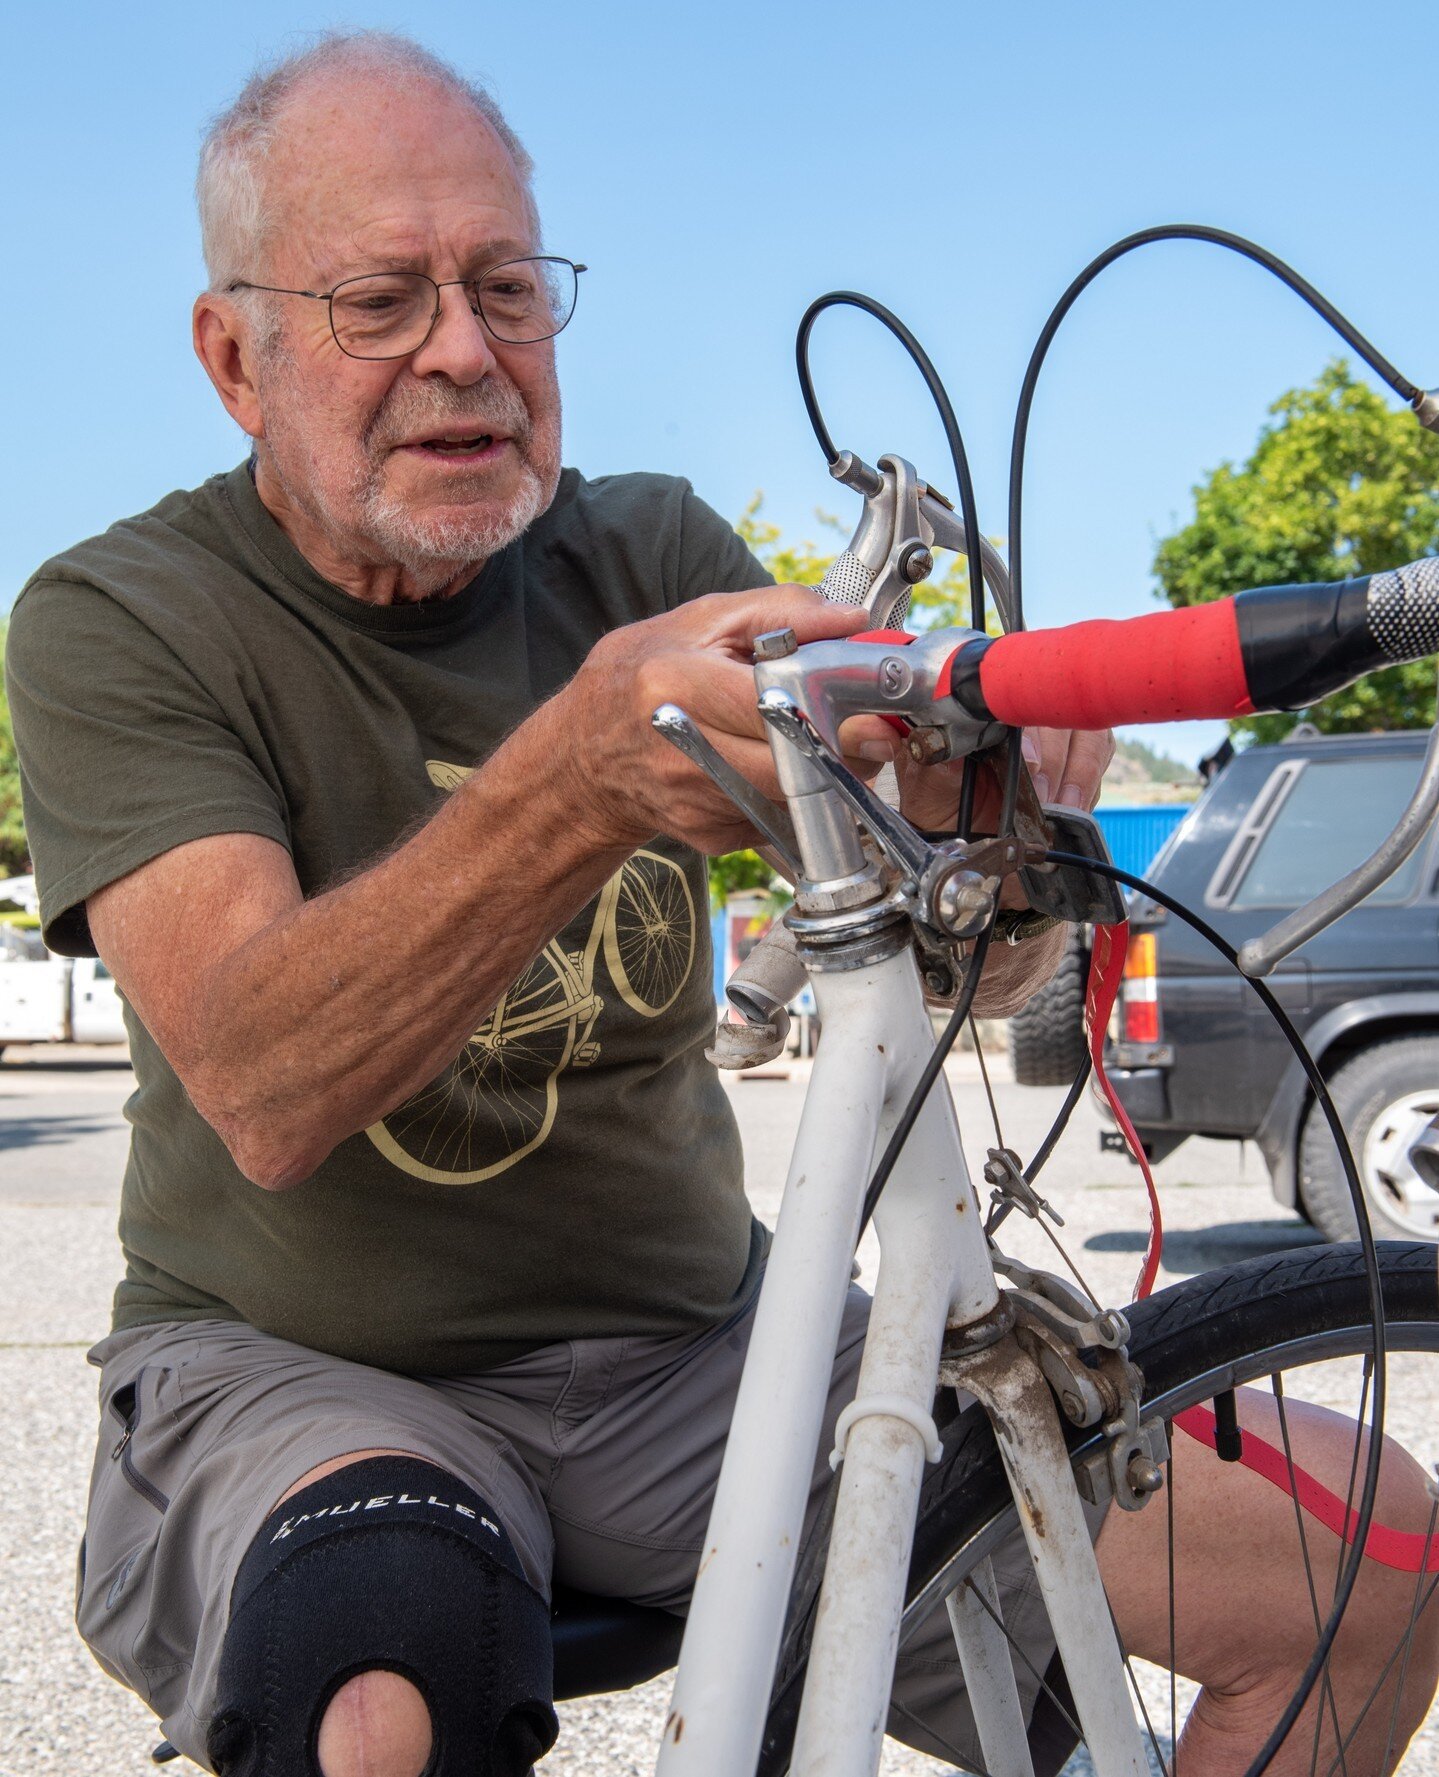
[794,292,1025,842]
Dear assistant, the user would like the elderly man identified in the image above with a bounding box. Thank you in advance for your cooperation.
[8,31,1436,1777]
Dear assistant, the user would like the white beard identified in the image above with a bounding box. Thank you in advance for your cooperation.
[356,449,553,585]
[255,334,562,595]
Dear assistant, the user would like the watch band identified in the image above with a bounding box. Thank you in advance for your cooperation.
[991,909,1064,946]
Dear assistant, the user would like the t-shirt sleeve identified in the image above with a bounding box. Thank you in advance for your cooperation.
[674,483,774,605]
[5,578,291,956]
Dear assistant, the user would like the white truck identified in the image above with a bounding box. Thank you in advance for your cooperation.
[0,921,127,1054]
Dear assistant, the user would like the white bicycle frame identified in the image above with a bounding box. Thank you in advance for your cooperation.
[653,656,1153,1777]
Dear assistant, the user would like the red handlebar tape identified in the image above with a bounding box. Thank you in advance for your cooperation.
[972,600,1254,730]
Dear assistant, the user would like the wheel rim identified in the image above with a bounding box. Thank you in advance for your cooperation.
[1362,1088,1439,1237]
[895,1321,1439,1775]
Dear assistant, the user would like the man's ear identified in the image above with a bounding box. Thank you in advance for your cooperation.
[193,295,266,440]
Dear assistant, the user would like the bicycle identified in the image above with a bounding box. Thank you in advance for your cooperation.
[638,232,1439,1776]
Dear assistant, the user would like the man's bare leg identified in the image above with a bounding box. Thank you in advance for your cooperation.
[1098,1388,1439,1773]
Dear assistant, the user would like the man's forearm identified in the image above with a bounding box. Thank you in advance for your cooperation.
[184,693,631,1188]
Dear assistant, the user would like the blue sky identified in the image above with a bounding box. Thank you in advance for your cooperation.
[5,0,1436,762]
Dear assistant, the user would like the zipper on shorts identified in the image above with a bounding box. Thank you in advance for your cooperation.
[107,1370,170,1513]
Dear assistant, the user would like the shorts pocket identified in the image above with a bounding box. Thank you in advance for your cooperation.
[77,1367,180,1706]
[106,1371,171,1514]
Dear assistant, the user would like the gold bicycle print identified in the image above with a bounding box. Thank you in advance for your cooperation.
[365,762,696,1185]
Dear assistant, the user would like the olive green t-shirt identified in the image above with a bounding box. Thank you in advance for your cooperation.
[6,463,769,1373]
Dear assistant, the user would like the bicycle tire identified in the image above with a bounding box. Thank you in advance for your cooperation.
[757,1240,1439,1774]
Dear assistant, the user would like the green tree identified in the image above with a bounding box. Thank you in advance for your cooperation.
[1153,360,1439,742]
[0,623,28,876]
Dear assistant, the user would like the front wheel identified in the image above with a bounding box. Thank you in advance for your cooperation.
[1300,1036,1439,1241]
[759,1242,1439,1774]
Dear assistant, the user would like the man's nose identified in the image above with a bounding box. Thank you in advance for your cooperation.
[408,282,499,384]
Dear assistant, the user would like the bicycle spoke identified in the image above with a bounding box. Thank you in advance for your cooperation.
[887,1691,998,1777]
[1378,1488,1439,1775]
[1104,1598,1171,1774]
[1271,1373,1348,1775]
[958,1572,1085,1747]
[1321,1569,1439,1776]
[1313,1356,1372,1776]
[1168,1453,1177,1774]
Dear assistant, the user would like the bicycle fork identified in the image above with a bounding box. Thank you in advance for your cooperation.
[940,1336,1151,1777]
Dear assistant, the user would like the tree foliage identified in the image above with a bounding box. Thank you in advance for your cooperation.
[0,623,28,876]
[1153,361,1439,741]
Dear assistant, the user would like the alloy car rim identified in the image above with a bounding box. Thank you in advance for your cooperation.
[1363,1088,1439,1236]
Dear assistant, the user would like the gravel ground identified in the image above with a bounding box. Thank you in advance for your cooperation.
[2,1041,1436,1773]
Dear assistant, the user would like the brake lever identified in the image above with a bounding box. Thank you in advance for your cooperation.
[818,452,1016,632]
[651,704,803,875]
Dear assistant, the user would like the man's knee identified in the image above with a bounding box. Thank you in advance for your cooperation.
[207,1455,557,1777]
[316,1669,433,1777]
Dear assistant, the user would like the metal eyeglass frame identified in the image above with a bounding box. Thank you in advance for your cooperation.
[225,254,587,360]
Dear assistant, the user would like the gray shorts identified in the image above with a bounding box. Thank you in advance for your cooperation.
[80,1285,1080,1770]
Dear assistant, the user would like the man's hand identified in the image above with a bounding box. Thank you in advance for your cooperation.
[561,586,901,855]
[888,722,1116,1017]
[892,724,1115,836]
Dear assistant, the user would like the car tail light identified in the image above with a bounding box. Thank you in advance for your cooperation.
[1121,931,1160,1045]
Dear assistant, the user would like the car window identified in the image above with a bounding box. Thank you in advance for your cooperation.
[1229,755,1427,910]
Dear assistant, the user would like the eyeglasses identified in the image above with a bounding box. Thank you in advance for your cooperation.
[227,255,586,360]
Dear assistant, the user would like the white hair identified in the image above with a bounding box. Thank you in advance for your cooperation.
[196,31,537,292]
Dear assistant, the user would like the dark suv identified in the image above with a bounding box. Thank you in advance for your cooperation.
[1102,729,1439,1242]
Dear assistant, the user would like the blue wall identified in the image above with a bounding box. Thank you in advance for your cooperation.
[1091,805,1189,882]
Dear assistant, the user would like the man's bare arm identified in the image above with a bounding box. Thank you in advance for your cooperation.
[88,586,883,1190]
[89,705,631,1191]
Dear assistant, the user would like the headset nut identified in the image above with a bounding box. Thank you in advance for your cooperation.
[754,627,799,661]
[908,727,952,765]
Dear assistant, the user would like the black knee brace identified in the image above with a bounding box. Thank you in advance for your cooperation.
[207,1456,557,1777]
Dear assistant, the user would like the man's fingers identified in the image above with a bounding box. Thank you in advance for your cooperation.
[1022,726,1114,812]
[1055,728,1115,810]
[694,583,870,653]
[837,713,906,766]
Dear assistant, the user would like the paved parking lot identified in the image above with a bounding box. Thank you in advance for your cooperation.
[1,1041,1434,1773]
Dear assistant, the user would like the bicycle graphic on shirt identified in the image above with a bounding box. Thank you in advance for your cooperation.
[365,760,696,1184]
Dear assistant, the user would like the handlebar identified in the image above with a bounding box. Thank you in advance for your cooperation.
[942,559,1439,731]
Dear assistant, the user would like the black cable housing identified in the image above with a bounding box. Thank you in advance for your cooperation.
[1044,849,1387,1777]
[1006,223,1423,634]
[789,230,1420,1771]
[795,290,988,636]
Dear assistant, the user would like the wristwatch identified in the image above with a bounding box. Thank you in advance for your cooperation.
[991,909,1064,946]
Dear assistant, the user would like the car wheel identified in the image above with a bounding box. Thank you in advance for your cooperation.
[1298,1035,1439,1241]
[1007,930,1087,1087]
